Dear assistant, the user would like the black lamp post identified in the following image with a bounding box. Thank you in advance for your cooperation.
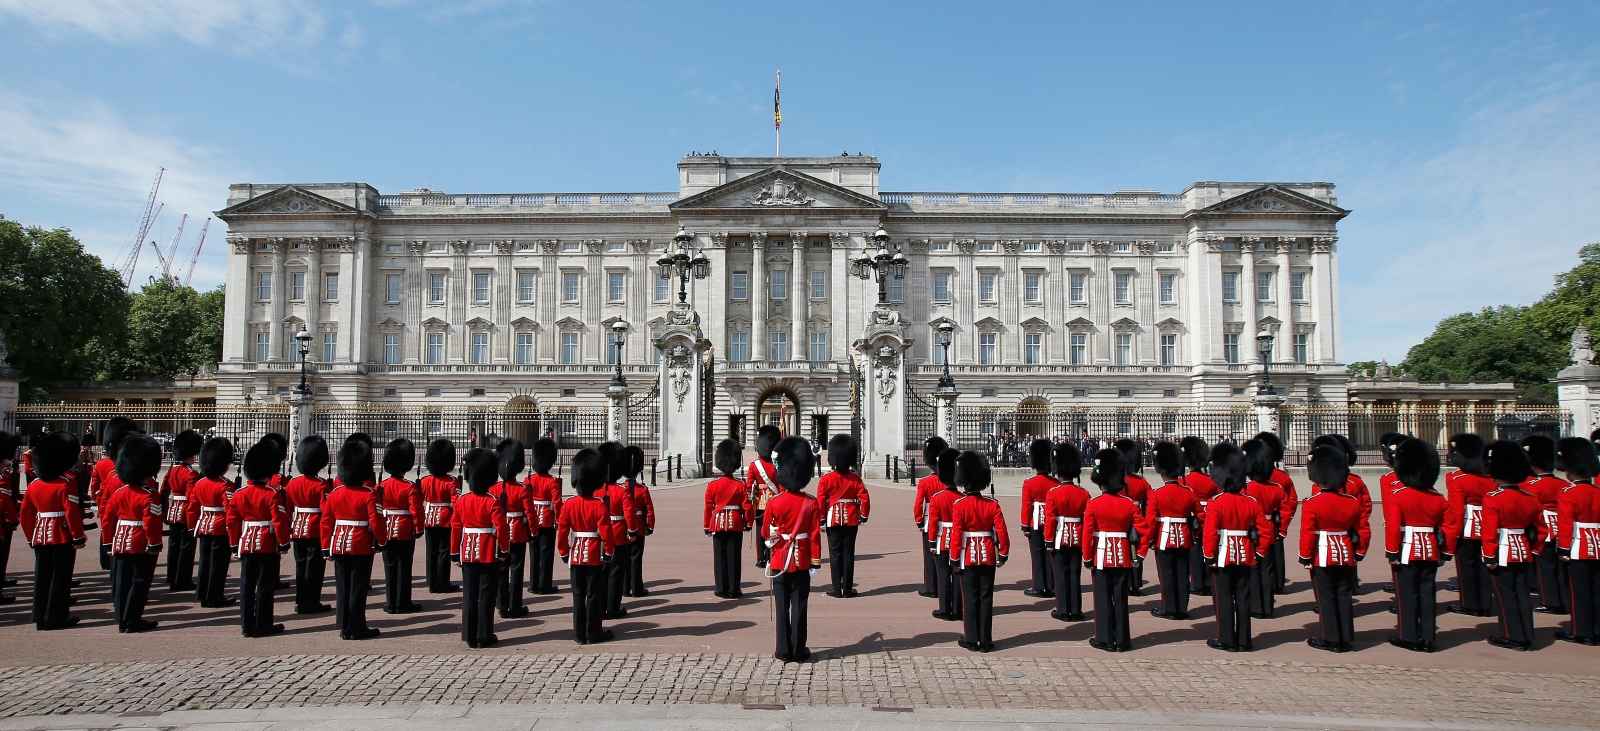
[937,321,955,390]
[850,227,907,304]
[657,227,710,304]
[1256,328,1276,396]
[610,321,629,388]
[294,329,314,396]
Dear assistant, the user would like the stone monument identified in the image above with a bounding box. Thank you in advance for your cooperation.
[1555,325,1600,438]
[855,307,909,479]
[0,330,22,416]
[654,304,710,474]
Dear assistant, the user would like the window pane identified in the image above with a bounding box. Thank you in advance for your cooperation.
[386,274,401,303]
[291,272,305,300]
[1115,333,1132,365]
[322,332,337,363]
[608,272,624,302]
[1114,273,1130,302]
[1291,272,1306,300]
[1160,333,1176,365]
[1294,332,1309,363]
[1024,273,1041,302]
[1024,333,1041,364]
[654,271,668,301]
[809,332,828,361]
[771,270,787,300]
[474,273,490,301]
[560,333,578,364]
[978,333,996,364]
[427,333,444,364]
[888,277,903,302]
[730,332,749,362]
[1070,333,1086,364]
[516,333,534,364]
[562,273,579,302]
[383,334,399,364]
[1069,273,1085,302]
[979,273,995,301]
[1257,272,1272,301]
[811,270,826,299]
[770,332,788,361]
[933,338,946,365]
[1159,274,1174,303]
[325,273,338,301]
[471,333,488,364]
[1223,333,1239,363]
[1222,272,1237,302]
[430,274,446,302]
[933,274,950,302]
[257,273,272,300]
[519,273,535,302]
[255,332,270,362]
[731,272,748,300]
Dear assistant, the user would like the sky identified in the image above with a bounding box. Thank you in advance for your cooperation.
[1,0,1598,363]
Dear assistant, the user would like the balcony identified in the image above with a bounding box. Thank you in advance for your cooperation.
[720,361,847,375]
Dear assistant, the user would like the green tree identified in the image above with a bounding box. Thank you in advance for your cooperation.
[94,276,225,380]
[1399,306,1565,403]
[1346,360,1379,377]
[1524,243,1600,344]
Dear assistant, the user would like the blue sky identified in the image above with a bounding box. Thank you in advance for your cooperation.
[2,1,1598,363]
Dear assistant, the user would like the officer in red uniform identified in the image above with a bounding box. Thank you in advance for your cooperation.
[91,417,139,572]
[1018,439,1059,599]
[1255,432,1299,594]
[913,437,949,597]
[452,448,511,648]
[1377,432,1409,596]
[1299,444,1368,653]
[524,438,562,595]
[1180,436,1217,596]
[159,430,202,592]
[421,438,461,594]
[817,435,868,598]
[19,432,86,630]
[1482,440,1541,650]
[1141,441,1198,620]
[190,438,236,608]
[557,447,620,645]
[597,442,639,618]
[321,439,386,640]
[1443,433,1497,616]
[1385,438,1449,652]
[1241,439,1288,618]
[950,451,1008,653]
[1556,436,1600,645]
[1114,439,1150,595]
[0,432,18,606]
[103,435,164,633]
[747,426,782,569]
[228,441,292,637]
[1084,448,1138,652]
[620,445,655,597]
[928,447,964,621]
[1044,442,1089,621]
[1520,435,1569,615]
[378,438,424,614]
[491,438,531,618]
[763,436,823,662]
[1203,442,1275,652]
[705,439,754,598]
[286,436,333,614]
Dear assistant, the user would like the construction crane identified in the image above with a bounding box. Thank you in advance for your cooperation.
[148,213,187,280]
[118,168,165,289]
[181,218,210,287]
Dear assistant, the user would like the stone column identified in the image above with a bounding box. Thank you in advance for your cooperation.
[857,309,908,479]
[268,238,286,360]
[303,238,321,346]
[791,236,807,360]
[607,380,630,445]
[1276,237,1295,347]
[496,240,514,363]
[656,306,708,474]
[1253,391,1285,435]
[1090,241,1111,363]
[1240,236,1258,335]
[935,384,960,443]
[223,235,250,364]
[829,233,850,361]
[450,239,470,363]
[539,240,559,364]
[1312,237,1338,363]
[287,389,313,472]
[339,236,364,366]
[751,233,768,361]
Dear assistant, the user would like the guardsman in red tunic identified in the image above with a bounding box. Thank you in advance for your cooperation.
[0,431,20,605]
[1385,438,1449,652]
[228,442,292,637]
[1442,433,1497,617]
[159,430,201,592]
[558,447,620,645]
[1242,439,1288,618]
[817,435,869,598]
[524,438,562,595]
[452,448,511,648]
[190,438,236,608]
[1376,432,1408,596]
[949,451,1009,653]
[1114,440,1151,596]
[1299,445,1368,652]
[597,442,640,618]
[1556,437,1600,645]
[1255,432,1298,594]
[286,436,333,614]
[747,426,783,569]
[103,436,164,633]
[378,438,424,614]
[19,432,86,630]
[1043,442,1089,622]
[704,439,754,598]
[1310,434,1373,595]
[321,440,386,640]
[928,447,964,621]
[762,437,823,662]
[1203,442,1275,652]
[491,438,532,618]
[1481,440,1542,650]
[913,437,949,597]
[421,438,462,594]
[1083,448,1138,652]
[620,445,656,597]
[1520,435,1570,615]
[1141,441,1198,620]
[92,417,139,572]
[1180,437,1217,596]
[1019,439,1059,599]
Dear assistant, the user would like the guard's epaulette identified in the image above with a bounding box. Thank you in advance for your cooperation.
[1486,487,1506,497]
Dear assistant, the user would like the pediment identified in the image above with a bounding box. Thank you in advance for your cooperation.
[421,317,449,329]
[1019,316,1050,331]
[377,317,405,332]
[465,317,494,330]
[1156,317,1184,330]
[1194,185,1348,218]
[555,317,585,330]
[928,316,958,330]
[974,316,1005,332]
[670,167,888,213]
[509,317,538,329]
[219,185,359,216]
[1065,317,1095,329]
[1111,317,1140,330]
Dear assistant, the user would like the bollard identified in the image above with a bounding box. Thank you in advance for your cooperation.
[909,457,918,481]
[885,455,891,482]
[650,458,657,487]
[674,454,681,481]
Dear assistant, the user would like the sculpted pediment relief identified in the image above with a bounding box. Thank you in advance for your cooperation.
[1197,184,1347,218]
[219,185,359,216]
[670,167,887,213]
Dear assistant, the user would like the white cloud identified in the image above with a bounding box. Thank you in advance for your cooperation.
[0,0,351,61]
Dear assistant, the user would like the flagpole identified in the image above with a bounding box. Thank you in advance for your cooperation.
[775,70,781,157]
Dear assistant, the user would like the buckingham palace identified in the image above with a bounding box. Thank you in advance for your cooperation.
[214,154,1348,447]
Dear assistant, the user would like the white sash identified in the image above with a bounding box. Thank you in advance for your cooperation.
[1400,526,1436,565]
[1157,516,1188,550]
[1218,529,1250,567]
[1052,517,1082,549]
[1093,530,1130,569]
[1497,527,1531,565]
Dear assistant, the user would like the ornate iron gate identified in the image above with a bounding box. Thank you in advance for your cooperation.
[905,383,937,453]
[701,349,716,475]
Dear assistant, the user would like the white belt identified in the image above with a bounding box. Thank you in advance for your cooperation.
[507,512,526,518]
[1052,517,1081,548]
[1159,517,1187,523]
[778,532,810,540]
[116,520,143,528]
[530,500,552,506]
[1576,522,1600,529]
[201,506,225,513]
[243,520,272,529]
[169,496,187,501]
[570,531,600,538]
[1497,527,1529,565]
[294,507,320,514]
[1157,516,1187,550]
[609,515,626,521]
[462,527,494,535]
[425,502,451,508]
[1316,530,1350,566]
[1218,529,1250,567]
[1463,504,1483,538]
[1093,531,1130,569]
[720,505,743,511]
[1401,526,1435,565]
[834,499,859,503]
[335,520,368,527]
[381,509,411,516]
[937,521,952,528]
[1543,509,1559,526]
[37,511,64,518]
[963,531,993,539]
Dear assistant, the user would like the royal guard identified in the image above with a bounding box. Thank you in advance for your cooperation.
[1043,442,1089,622]
[1180,437,1217,596]
[259,434,288,486]
[1386,438,1449,652]
[376,438,424,614]
[491,438,532,618]
[1299,444,1368,653]
[1443,433,1497,617]
[913,437,949,597]
[928,447,964,621]
[1241,439,1288,618]
[704,439,754,598]
[597,442,639,619]
[1019,439,1059,599]
[103,435,164,633]
[421,438,462,594]
[160,430,202,592]
[452,448,510,648]
[190,438,236,608]
[1079,448,1137,651]
[1203,442,1274,652]
[321,439,386,640]
[91,417,139,572]
[1482,440,1542,651]
[763,436,823,662]
[286,436,333,614]
[1376,432,1408,595]
[228,442,291,638]
[0,431,19,605]
[948,451,1007,652]
[19,432,85,629]
[817,434,869,598]
[1520,435,1570,615]
[1555,437,1600,645]
[1254,432,1299,594]
[747,426,783,569]
[620,445,655,597]
[558,447,619,645]
[1309,434,1371,596]
[524,438,563,595]
[1114,439,1150,596]
[1141,441,1198,620]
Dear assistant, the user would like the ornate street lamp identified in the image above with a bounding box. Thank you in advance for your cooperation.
[610,320,629,388]
[936,321,956,390]
[657,227,710,304]
[294,329,314,396]
[1256,328,1276,396]
[850,227,906,304]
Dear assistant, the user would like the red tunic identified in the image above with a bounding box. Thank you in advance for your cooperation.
[1125,474,1152,515]
[1558,480,1600,560]
[1245,479,1290,539]
[320,484,387,555]
[1443,470,1496,542]
[1482,485,1543,564]
[762,490,822,573]
[19,477,86,546]
[1182,471,1218,523]
[1272,467,1299,524]
[1522,474,1568,545]
[1083,493,1139,568]
[817,470,869,528]
[703,475,754,532]
[1140,480,1199,553]
[524,473,562,529]
[928,488,963,554]
[492,479,533,544]
[161,462,198,528]
[913,474,943,533]
[1298,491,1368,567]
[103,481,163,554]
[421,474,462,528]
[451,491,510,563]
[89,457,115,508]
[1042,482,1090,549]
[745,459,780,511]
[285,475,333,539]
[1379,471,1403,498]
[625,480,656,533]
[557,494,617,566]
[188,476,232,536]
[597,480,639,543]
[1020,474,1060,531]
[378,476,424,541]
[1385,486,1449,563]
[226,482,291,554]
[1203,492,1275,567]
[949,494,1009,568]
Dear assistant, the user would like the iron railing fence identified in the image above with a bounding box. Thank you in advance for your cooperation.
[4,404,290,449]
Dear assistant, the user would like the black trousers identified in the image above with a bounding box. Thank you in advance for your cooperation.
[1051,547,1083,616]
[1491,561,1536,643]
[626,535,647,595]
[1189,543,1212,594]
[196,535,231,606]
[960,565,997,647]
[935,551,963,618]
[1270,531,1288,593]
[239,552,279,635]
[292,538,325,610]
[424,527,454,593]
[1214,565,1254,648]
[0,528,11,597]
[99,540,110,571]
[1027,529,1053,594]
[1311,565,1357,645]
[1092,567,1132,647]
[461,561,498,644]
[1536,542,1569,611]
[112,553,156,629]
[1154,547,1191,615]
[530,527,557,593]
[498,541,527,612]
[772,569,810,657]
[381,539,416,611]
[1131,527,1145,590]
[921,533,938,594]
[604,542,633,613]
[711,532,743,595]
[1250,550,1276,616]
[1569,559,1600,640]
[569,563,605,642]
[1456,539,1494,613]
[332,554,373,634]
[826,526,858,594]
[754,512,770,566]
[165,524,196,589]
[32,543,75,628]
[1394,560,1439,645]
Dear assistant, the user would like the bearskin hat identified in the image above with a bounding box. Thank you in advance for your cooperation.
[1029,438,1053,474]
[1253,431,1286,464]
[1520,434,1557,471]
[1241,438,1276,484]
[114,435,162,485]
[1210,442,1248,494]
[1486,439,1532,485]
[1307,444,1350,491]
[1331,434,1359,466]
[382,438,415,479]
[955,450,991,493]
[1153,441,1184,481]
[296,435,329,477]
[261,432,289,465]
[198,437,234,480]
[460,447,487,482]
[1394,438,1440,490]
[1180,436,1210,472]
[426,438,456,477]
[1054,441,1082,483]
[336,439,375,488]
[1379,432,1406,467]
[569,447,605,496]
[496,438,525,482]
[774,436,814,493]
[33,431,80,481]
[464,448,499,495]
[79,431,97,448]
[827,434,859,471]
[1090,447,1126,493]
[937,447,960,489]
[101,416,140,462]
[172,429,203,460]
[1310,434,1348,466]
[1591,427,1600,446]
[623,445,645,479]
[1557,437,1600,481]
[755,425,782,462]
[1448,433,1487,475]
[922,436,949,476]
[530,438,557,475]
[345,432,374,447]
[242,440,279,483]
[1114,438,1143,474]
[714,439,743,475]
[0,431,16,462]
[597,441,621,482]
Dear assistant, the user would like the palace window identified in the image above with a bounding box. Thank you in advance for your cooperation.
[470,333,489,364]
[933,335,947,365]
[653,272,669,302]
[1159,274,1175,303]
[888,276,903,302]
[322,332,337,363]
[1113,243,1131,253]
[562,273,580,302]
[1070,333,1087,364]
[809,332,828,361]
[731,272,748,300]
[931,241,950,252]
[1222,272,1238,302]
[1294,332,1309,363]
[1256,271,1272,301]
[1115,333,1132,365]
[978,241,995,252]
[979,273,996,302]
[1158,243,1175,252]
[770,270,787,300]
[1068,242,1085,252]
[474,273,490,302]
[1114,273,1131,303]
[607,272,625,302]
[729,332,749,362]
[519,272,535,302]
[811,271,826,300]
[290,272,305,301]
[430,273,446,303]
[1291,272,1307,301]
[255,332,270,362]
[1160,333,1176,365]
[383,334,400,364]
[770,331,788,361]
[1023,241,1041,253]
[324,273,338,301]
[979,333,996,364]
[1024,273,1041,302]
[560,332,579,364]
[1024,333,1042,364]
[385,274,401,303]
[289,335,303,363]
[426,333,444,364]
[933,273,951,302]
[1069,273,1086,303]
[1223,333,1240,363]
[516,332,534,364]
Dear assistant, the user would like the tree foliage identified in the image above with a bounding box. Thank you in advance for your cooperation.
[93,276,225,381]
